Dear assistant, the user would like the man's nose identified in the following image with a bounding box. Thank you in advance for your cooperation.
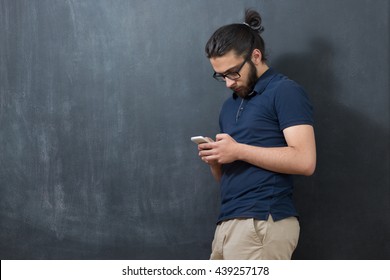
[225,77,236,88]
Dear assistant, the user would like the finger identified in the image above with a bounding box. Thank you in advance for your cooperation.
[202,155,215,164]
[199,143,213,150]
[199,149,213,157]
[216,133,227,141]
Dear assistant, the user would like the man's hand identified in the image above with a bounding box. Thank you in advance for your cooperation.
[198,133,239,165]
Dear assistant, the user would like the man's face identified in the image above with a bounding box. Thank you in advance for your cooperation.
[210,50,258,98]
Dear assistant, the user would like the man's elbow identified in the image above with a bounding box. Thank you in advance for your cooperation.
[300,158,316,176]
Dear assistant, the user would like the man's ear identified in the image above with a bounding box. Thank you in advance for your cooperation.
[251,49,262,65]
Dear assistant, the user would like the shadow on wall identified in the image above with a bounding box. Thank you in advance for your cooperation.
[272,38,390,260]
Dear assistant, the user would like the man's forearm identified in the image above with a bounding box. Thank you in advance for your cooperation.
[210,164,222,182]
[236,143,316,176]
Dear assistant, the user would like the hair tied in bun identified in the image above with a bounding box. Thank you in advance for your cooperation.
[242,21,264,34]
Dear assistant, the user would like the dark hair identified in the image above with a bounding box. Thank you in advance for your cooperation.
[205,9,267,61]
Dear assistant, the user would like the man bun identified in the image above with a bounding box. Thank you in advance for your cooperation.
[244,9,264,34]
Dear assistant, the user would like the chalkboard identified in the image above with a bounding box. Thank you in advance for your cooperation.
[1,0,389,259]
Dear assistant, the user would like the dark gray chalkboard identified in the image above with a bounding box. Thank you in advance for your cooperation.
[1,0,389,259]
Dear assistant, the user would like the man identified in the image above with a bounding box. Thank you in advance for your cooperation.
[197,9,316,260]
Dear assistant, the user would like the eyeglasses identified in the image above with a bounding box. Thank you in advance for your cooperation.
[212,42,254,82]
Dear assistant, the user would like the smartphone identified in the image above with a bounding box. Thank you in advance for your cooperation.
[191,136,211,144]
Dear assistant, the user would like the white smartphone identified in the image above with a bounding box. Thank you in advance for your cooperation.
[191,136,211,144]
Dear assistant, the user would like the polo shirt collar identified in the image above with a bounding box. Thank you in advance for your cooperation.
[233,67,277,99]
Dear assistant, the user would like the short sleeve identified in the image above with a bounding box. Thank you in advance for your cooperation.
[274,80,314,131]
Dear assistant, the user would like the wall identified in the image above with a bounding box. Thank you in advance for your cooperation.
[0,0,389,259]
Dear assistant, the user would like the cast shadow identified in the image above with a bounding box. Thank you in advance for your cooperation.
[272,38,390,259]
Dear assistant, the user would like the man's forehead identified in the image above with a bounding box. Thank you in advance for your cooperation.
[210,50,242,73]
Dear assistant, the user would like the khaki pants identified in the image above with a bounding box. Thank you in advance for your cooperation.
[210,215,300,260]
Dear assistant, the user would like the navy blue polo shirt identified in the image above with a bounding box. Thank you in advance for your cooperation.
[217,67,313,223]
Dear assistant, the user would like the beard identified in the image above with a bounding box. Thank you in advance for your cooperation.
[234,61,259,98]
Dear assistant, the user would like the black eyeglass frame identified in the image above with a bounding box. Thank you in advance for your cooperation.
[212,41,255,82]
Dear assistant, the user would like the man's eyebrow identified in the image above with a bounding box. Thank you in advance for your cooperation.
[218,64,241,75]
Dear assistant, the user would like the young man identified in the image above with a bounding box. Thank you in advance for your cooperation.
[198,9,316,260]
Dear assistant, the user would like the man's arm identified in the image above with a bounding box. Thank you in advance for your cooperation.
[198,141,223,182]
[209,163,222,182]
[199,124,316,176]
